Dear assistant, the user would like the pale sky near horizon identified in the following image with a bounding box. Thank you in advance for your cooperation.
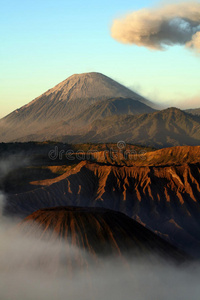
[1,0,200,118]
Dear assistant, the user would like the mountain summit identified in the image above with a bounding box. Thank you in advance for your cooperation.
[39,72,151,104]
[0,72,154,142]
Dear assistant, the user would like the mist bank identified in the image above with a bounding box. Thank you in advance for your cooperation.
[0,218,199,300]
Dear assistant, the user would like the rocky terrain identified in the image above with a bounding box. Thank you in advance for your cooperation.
[1,72,200,264]
[18,206,187,262]
[3,145,200,258]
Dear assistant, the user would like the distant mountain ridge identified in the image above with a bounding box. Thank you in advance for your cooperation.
[185,108,200,115]
[15,107,200,148]
[78,107,200,147]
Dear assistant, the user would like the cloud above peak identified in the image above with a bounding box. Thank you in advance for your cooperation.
[111,1,200,52]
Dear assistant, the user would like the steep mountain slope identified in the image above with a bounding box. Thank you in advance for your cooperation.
[18,206,187,262]
[0,72,153,142]
[72,97,155,125]
[5,146,200,257]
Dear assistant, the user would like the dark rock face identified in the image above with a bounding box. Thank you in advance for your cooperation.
[19,206,187,262]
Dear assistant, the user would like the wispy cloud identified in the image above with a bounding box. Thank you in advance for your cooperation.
[111,1,200,52]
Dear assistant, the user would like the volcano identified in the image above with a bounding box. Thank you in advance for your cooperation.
[18,206,187,262]
[0,72,154,142]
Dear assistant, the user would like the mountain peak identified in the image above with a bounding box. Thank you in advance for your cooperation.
[67,71,107,79]
[43,71,148,104]
[0,72,158,142]
[0,72,156,142]
[58,72,108,87]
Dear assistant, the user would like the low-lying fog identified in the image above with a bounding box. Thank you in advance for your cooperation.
[0,213,200,300]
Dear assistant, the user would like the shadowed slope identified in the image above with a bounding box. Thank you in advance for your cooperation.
[80,107,200,148]
[19,206,187,261]
[72,97,155,125]
[12,107,200,147]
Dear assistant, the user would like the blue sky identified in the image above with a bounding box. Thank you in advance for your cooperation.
[1,0,200,117]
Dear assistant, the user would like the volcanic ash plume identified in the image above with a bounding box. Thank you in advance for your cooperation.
[111,1,200,52]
